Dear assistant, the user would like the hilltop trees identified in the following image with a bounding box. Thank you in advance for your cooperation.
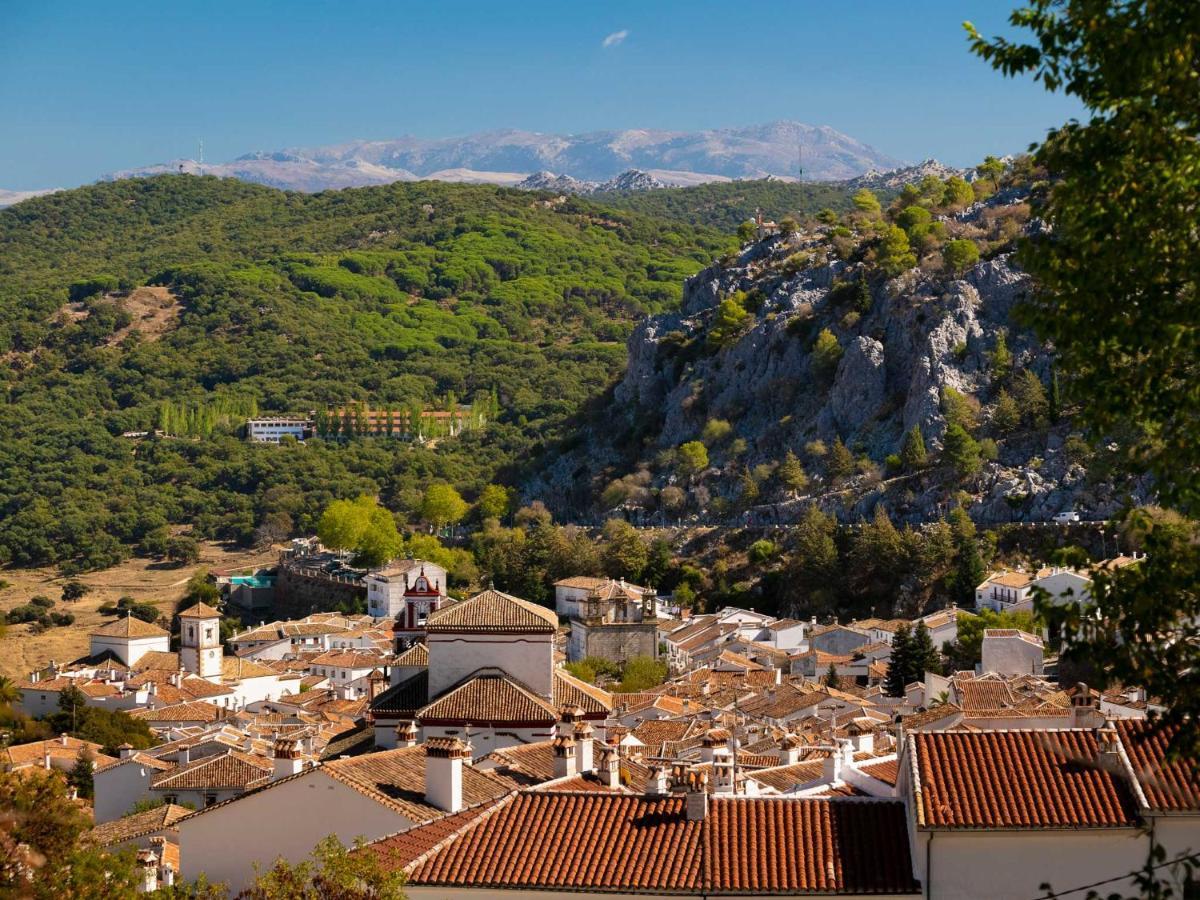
[317,496,402,565]
[876,225,917,277]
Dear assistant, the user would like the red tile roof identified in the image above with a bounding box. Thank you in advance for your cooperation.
[403,792,917,894]
[426,589,557,633]
[178,601,223,619]
[417,673,557,724]
[90,615,169,638]
[1118,720,1200,812]
[912,730,1140,829]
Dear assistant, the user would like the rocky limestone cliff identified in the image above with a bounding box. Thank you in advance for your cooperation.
[529,197,1147,525]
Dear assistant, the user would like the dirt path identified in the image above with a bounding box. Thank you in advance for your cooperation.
[0,542,278,678]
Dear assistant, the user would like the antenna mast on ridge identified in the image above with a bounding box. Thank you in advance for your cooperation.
[198,139,205,177]
[796,143,804,181]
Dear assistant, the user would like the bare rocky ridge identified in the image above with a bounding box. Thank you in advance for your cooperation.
[529,195,1148,525]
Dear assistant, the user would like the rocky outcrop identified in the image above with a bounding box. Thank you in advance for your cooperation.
[529,195,1147,525]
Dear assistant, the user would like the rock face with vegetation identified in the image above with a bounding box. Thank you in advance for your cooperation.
[533,163,1148,525]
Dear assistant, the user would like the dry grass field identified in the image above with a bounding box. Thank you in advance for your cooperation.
[0,542,277,678]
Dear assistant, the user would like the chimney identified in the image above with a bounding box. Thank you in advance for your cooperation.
[425,737,470,813]
[118,742,135,760]
[574,720,595,774]
[178,745,190,766]
[60,733,69,747]
[700,730,719,764]
[777,734,802,766]
[395,720,418,749]
[599,743,621,789]
[647,764,670,797]
[272,738,304,780]
[552,734,577,779]
[684,768,710,821]
[43,750,51,770]
[822,739,854,784]
[1095,721,1123,776]
[1071,682,1099,728]
[712,746,735,795]
[138,849,160,893]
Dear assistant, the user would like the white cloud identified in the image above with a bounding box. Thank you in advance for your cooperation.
[601,29,629,49]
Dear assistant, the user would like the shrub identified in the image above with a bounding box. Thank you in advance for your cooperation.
[811,328,843,379]
[749,539,777,563]
[876,225,917,276]
[29,596,54,609]
[676,441,709,478]
[701,419,733,446]
[944,239,981,274]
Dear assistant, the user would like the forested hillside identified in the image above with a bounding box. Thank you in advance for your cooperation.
[599,179,895,231]
[0,175,730,570]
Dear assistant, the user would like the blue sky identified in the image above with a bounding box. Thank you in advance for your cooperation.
[0,1,1083,190]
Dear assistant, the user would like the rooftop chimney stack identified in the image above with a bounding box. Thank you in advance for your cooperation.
[395,720,419,749]
[272,737,305,780]
[599,743,621,789]
[574,720,595,774]
[712,748,735,794]
[778,733,803,766]
[685,768,710,821]
[425,737,470,813]
[647,764,670,797]
[552,734,578,780]
[1095,721,1124,776]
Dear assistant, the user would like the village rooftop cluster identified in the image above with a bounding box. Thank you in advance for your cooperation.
[5,543,1193,899]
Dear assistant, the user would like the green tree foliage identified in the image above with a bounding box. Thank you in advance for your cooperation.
[884,624,914,697]
[317,498,371,554]
[876,225,917,276]
[50,685,156,754]
[948,507,987,605]
[419,483,468,530]
[0,768,142,899]
[910,621,943,677]
[474,484,513,521]
[617,656,668,692]
[826,437,855,482]
[707,297,751,350]
[60,581,89,603]
[811,328,843,379]
[68,747,95,800]
[900,426,927,470]
[991,390,1021,434]
[0,176,731,570]
[940,386,979,431]
[989,331,1013,383]
[242,834,407,899]
[942,175,975,208]
[852,189,882,217]
[942,424,983,479]
[786,506,840,616]
[778,450,809,496]
[976,155,1005,191]
[1011,369,1049,428]
[601,519,649,581]
[355,505,403,568]
[943,239,980,274]
[824,662,841,689]
[676,441,709,479]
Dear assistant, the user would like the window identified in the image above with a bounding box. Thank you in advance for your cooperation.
[163,794,177,805]
[204,793,218,807]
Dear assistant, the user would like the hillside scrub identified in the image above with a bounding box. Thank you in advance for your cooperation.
[0,176,730,569]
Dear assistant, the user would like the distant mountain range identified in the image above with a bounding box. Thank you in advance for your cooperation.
[101,121,905,193]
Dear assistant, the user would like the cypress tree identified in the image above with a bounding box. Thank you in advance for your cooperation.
[911,621,943,677]
[900,426,927,470]
[885,623,914,697]
[824,662,841,689]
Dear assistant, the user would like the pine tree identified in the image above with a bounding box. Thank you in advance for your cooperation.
[899,426,927,470]
[989,331,1013,383]
[911,621,943,677]
[824,662,841,689]
[827,437,855,481]
[885,624,914,697]
[778,450,809,496]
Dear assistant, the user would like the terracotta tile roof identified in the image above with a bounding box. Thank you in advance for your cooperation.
[554,576,610,590]
[632,719,694,749]
[221,656,279,680]
[860,757,900,787]
[912,730,1141,829]
[426,589,557,633]
[321,745,513,823]
[901,704,963,730]
[86,804,193,847]
[363,802,503,873]
[369,671,429,718]
[404,793,917,894]
[986,571,1034,589]
[2,735,113,768]
[132,651,181,672]
[418,673,557,723]
[130,701,222,724]
[747,760,826,792]
[90,615,168,638]
[393,643,428,667]
[483,741,559,785]
[309,650,388,669]
[178,601,222,619]
[1118,720,1200,812]
[151,750,272,791]
[552,669,613,715]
